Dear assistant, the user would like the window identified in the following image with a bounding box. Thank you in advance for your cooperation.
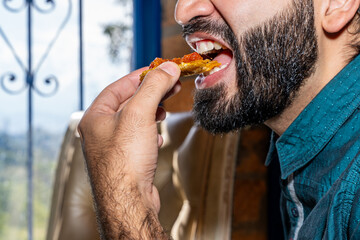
[0,0,133,239]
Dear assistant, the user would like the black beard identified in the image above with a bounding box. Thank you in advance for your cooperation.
[182,0,318,134]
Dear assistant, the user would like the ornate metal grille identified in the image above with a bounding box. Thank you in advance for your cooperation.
[0,0,83,239]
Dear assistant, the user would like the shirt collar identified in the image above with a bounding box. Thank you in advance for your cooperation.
[265,55,360,179]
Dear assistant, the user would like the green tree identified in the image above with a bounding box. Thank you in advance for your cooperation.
[103,0,133,62]
[0,180,10,235]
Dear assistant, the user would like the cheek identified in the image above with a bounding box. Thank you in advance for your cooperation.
[312,1,324,44]
[214,0,291,34]
[227,81,240,98]
[224,70,241,98]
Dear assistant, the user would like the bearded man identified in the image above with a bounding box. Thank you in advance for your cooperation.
[78,0,360,239]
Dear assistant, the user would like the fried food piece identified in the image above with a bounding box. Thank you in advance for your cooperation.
[139,52,221,81]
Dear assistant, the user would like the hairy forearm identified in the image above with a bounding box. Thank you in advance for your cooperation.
[86,154,169,240]
[93,183,168,240]
[94,195,168,239]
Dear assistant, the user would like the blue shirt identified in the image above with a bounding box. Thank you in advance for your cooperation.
[265,55,360,240]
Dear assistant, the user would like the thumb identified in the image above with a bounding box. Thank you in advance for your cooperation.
[125,62,181,117]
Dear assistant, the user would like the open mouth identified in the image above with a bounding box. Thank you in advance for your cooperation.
[186,35,234,88]
[196,40,232,74]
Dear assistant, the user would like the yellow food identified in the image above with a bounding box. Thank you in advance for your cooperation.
[139,53,221,81]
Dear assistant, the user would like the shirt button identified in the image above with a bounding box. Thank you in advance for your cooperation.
[291,207,299,218]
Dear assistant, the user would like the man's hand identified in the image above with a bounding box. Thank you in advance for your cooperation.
[77,62,181,239]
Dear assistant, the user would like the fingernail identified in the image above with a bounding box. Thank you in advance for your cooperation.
[158,62,179,77]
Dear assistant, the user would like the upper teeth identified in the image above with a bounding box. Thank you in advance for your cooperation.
[196,41,226,54]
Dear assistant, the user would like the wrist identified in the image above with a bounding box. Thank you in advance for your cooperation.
[90,171,165,239]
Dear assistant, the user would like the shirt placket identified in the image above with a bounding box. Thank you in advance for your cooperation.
[286,173,305,240]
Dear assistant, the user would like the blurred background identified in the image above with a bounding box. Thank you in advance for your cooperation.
[0,0,133,239]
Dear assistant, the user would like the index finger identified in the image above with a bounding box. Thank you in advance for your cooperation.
[89,67,148,114]
[125,62,181,118]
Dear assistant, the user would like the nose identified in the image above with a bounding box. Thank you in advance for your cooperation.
[175,0,214,25]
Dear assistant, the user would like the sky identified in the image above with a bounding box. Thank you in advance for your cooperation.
[0,0,132,134]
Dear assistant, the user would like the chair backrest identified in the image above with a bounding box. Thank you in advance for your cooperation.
[46,112,240,240]
[46,112,100,240]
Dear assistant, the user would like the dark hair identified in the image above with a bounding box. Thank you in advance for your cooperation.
[349,8,360,61]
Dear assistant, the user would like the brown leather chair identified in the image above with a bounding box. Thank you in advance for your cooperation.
[46,112,240,240]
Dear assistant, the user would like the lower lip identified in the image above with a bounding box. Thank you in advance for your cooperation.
[195,50,233,89]
[195,66,229,89]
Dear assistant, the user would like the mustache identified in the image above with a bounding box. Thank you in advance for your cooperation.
[182,17,238,48]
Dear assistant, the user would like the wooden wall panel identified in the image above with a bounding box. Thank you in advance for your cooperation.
[231,126,271,239]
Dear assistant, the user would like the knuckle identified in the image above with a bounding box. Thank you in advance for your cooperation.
[141,82,158,99]
[121,105,145,122]
[116,109,148,143]
[145,67,173,83]
[77,113,110,142]
[140,69,173,98]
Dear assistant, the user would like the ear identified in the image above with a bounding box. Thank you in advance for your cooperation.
[322,0,360,33]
